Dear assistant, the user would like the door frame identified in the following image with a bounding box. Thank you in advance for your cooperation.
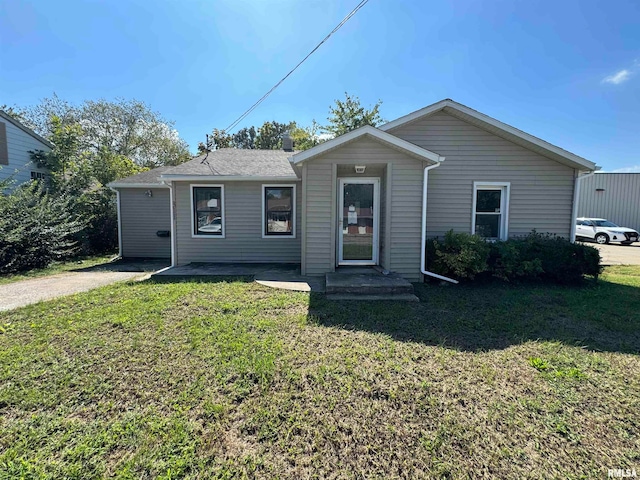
[338,177,380,266]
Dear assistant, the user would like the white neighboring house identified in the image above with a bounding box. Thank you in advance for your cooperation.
[0,110,53,187]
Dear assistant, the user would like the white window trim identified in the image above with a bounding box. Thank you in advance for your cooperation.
[190,184,225,239]
[471,181,510,241]
[262,184,296,239]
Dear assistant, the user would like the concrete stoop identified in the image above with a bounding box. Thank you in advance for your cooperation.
[325,268,419,301]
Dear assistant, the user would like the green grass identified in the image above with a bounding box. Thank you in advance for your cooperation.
[0,267,639,478]
[0,254,116,286]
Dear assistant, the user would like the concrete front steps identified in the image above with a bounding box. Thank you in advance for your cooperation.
[325,267,419,302]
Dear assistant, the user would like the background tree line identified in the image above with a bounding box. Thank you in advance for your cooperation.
[199,93,383,152]
[0,92,383,273]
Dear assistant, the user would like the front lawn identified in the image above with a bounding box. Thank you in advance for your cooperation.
[0,267,639,478]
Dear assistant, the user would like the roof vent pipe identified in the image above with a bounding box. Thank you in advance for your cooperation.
[282,132,293,152]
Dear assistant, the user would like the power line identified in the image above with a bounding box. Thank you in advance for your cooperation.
[224,0,370,133]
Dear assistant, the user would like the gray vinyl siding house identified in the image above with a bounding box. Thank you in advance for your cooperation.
[112,167,172,259]
[173,180,302,265]
[0,110,52,187]
[578,173,640,232]
[387,111,577,239]
[109,99,598,281]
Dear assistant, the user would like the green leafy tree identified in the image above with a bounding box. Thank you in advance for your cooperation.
[255,121,290,150]
[323,92,384,137]
[203,118,324,152]
[290,120,322,151]
[91,149,145,187]
[23,96,191,167]
[30,115,88,192]
[233,126,257,149]
[21,93,77,135]
[198,128,233,152]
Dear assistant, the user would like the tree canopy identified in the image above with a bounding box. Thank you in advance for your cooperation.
[200,93,381,152]
[14,94,189,256]
[323,92,384,137]
[22,95,191,168]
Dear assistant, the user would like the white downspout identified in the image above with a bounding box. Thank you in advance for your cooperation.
[167,181,177,267]
[570,170,596,243]
[109,187,123,259]
[420,162,459,284]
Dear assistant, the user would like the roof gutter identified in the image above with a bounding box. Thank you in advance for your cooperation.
[107,186,123,259]
[159,175,300,182]
[107,182,168,189]
[570,169,598,243]
[420,162,459,284]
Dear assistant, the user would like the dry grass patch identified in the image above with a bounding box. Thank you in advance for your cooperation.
[0,269,639,478]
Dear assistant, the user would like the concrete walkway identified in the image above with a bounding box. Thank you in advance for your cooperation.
[0,260,168,312]
[153,263,325,292]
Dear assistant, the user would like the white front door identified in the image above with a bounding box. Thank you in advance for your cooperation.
[338,178,380,265]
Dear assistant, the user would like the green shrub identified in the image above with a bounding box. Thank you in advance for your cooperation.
[426,231,490,280]
[503,232,601,284]
[489,239,543,281]
[426,230,602,284]
[74,188,118,254]
[0,180,86,274]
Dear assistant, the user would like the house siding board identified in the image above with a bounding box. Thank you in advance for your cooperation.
[390,111,576,239]
[304,164,333,275]
[578,174,640,232]
[175,180,301,265]
[303,137,423,280]
[0,120,50,186]
[119,188,171,258]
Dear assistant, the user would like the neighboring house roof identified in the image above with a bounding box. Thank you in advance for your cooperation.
[290,125,445,165]
[160,149,299,181]
[108,166,173,188]
[0,110,54,149]
[379,99,597,171]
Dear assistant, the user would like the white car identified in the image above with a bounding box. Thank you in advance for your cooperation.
[576,217,639,245]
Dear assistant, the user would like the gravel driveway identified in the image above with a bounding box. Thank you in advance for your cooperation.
[0,260,168,312]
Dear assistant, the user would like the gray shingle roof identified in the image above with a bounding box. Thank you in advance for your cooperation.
[112,166,173,185]
[162,149,298,178]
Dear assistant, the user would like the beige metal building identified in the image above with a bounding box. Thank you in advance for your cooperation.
[578,173,640,232]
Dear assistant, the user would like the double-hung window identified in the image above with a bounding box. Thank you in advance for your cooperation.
[262,185,295,238]
[192,185,224,237]
[472,182,510,240]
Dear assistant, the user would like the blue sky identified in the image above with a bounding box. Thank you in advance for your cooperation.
[1,0,638,171]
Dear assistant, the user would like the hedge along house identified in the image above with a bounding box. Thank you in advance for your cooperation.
[109,99,598,281]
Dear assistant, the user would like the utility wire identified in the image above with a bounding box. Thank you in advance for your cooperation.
[224,0,370,133]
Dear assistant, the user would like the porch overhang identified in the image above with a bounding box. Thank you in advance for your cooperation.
[289,125,445,165]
